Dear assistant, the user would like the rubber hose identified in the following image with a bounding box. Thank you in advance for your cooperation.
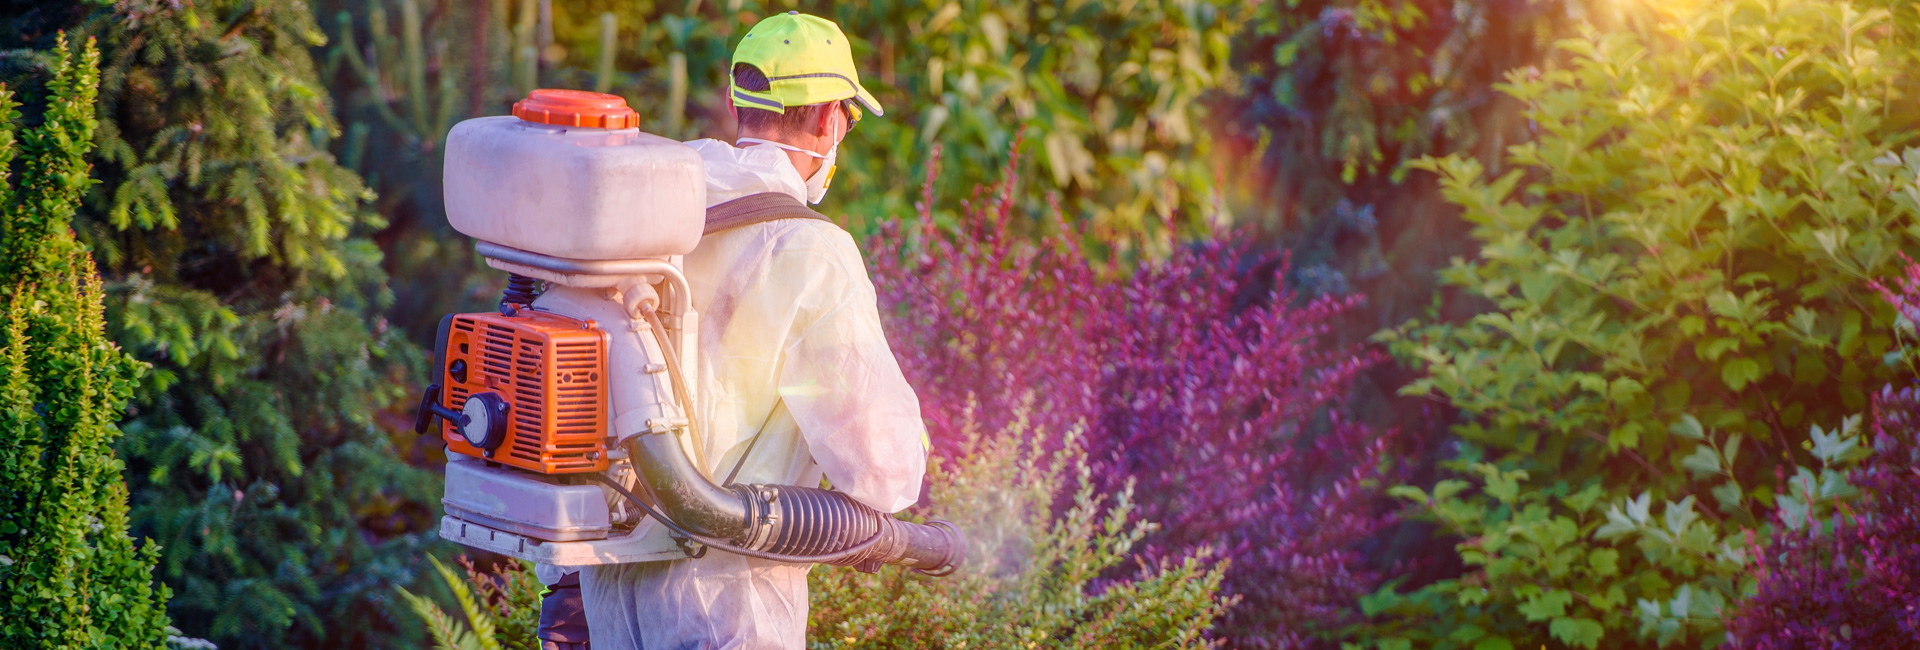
[756,484,965,573]
[589,473,888,565]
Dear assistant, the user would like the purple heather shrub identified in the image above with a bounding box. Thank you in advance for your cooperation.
[1724,261,1920,648]
[865,142,1398,648]
[1724,385,1920,648]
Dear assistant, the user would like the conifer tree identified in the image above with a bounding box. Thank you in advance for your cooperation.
[55,1,440,647]
[0,34,174,649]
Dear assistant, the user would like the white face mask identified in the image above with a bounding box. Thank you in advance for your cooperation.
[737,120,841,204]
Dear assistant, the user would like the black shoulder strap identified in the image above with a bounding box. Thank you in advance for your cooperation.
[703,192,833,235]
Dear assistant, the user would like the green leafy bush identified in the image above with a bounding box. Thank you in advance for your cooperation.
[1366,1,1920,647]
[807,409,1229,649]
[0,34,173,649]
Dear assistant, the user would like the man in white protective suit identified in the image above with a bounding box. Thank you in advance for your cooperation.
[574,11,929,650]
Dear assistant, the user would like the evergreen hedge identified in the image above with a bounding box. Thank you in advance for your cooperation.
[0,34,173,649]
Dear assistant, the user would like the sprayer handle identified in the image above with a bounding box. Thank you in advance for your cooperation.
[412,383,468,435]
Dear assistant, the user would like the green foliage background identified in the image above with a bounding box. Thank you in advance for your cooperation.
[1222,0,1573,312]
[499,0,1232,241]
[1367,0,1920,647]
[319,0,1245,345]
[0,35,173,649]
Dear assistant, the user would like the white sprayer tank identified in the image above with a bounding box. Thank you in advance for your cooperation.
[435,90,703,566]
[443,89,706,260]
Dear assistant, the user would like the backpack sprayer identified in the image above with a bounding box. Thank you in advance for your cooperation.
[415,89,963,575]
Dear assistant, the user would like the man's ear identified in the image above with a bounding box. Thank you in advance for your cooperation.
[815,103,837,141]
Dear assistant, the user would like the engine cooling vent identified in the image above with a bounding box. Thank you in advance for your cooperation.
[438,310,609,474]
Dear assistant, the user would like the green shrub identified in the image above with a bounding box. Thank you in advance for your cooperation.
[1366,1,1920,647]
[0,34,173,649]
[807,409,1229,650]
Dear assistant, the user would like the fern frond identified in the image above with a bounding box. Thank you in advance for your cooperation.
[426,555,502,650]
[395,582,488,650]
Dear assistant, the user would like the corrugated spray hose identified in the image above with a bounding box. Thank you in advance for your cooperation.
[592,462,963,575]
[589,307,964,576]
[761,484,876,556]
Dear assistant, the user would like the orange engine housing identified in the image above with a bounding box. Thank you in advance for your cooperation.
[436,309,609,473]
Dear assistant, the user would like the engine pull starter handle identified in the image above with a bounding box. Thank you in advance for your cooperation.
[413,383,468,435]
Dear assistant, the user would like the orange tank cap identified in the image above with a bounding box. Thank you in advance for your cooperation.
[512,89,640,129]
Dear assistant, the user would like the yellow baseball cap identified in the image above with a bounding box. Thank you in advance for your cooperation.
[730,11,884,117]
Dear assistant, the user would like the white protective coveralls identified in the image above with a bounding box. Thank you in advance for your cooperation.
[580,138,928,649]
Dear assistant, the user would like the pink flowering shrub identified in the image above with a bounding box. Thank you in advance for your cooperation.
[865,145,1398,648]
[1723,261,1920,648]
[1874,253,1920,332]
